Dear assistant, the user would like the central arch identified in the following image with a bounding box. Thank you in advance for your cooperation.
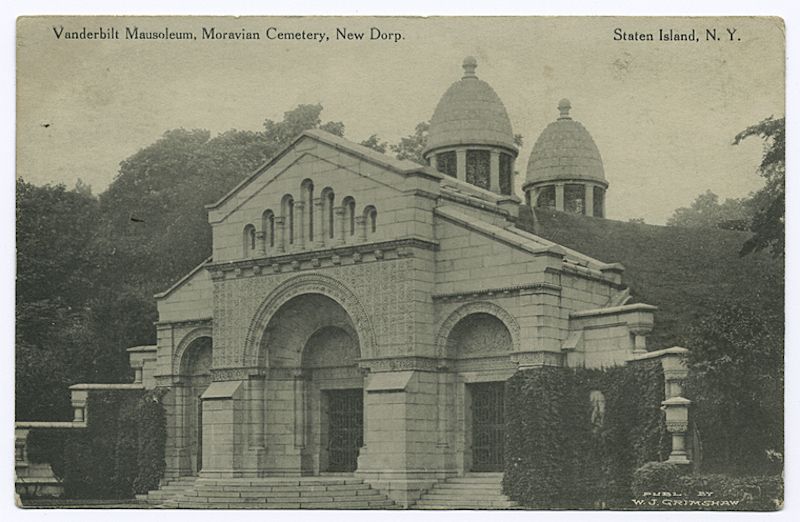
[258,291,366,475]
[243,273,376,368]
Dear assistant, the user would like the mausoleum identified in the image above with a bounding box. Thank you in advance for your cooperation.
[17,57,693,508]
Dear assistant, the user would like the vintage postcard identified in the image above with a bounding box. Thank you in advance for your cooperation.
[15,15,785,512]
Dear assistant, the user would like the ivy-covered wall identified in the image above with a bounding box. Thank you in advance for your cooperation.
[503,360,669,508]
[26,388,168,499]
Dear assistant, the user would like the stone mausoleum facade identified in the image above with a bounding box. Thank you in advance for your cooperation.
[126,58,691,505]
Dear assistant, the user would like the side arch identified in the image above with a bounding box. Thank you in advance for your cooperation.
[243,273,377,367]
[173,326,214,377]
[435,301,521,359]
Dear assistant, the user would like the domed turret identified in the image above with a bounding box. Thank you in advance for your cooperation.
[423,57,518,196]
[523,100,608,217]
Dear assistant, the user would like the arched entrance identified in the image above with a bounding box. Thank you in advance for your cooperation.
[179,336,212,475]
[446,312,513,473]
[261,293,364,475]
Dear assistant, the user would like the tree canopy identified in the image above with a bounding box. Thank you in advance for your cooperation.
[733,116,785,257]
[667,190,752,230]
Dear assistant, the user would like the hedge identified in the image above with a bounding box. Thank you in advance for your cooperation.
[25,387,168,499]
[629,463,782,511]
[503,360,669,508]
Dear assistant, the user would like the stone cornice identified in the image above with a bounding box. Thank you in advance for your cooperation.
[155,317,213,329]
[359,355,442,373]
[545,265,627,290]
[432,282,561,302]
[207,237,438,279]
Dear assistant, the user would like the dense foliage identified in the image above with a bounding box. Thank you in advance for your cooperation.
[684,298,783,476]
[503,360,669,508]
[667,190,752,230]
[733,116,785,258]
[24,389,168,499]
[667,116,784,258]
[630,463,782,511]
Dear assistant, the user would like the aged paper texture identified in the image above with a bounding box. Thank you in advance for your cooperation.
[15,15,785,513]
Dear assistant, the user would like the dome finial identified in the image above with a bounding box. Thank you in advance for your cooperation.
[462,56,478,78]
[558,98,572,119]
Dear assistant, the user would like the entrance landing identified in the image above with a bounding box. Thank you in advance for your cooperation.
[138,476,397,509]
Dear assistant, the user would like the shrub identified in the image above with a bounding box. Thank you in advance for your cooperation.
[133,388,168,494]
[503,360,667,508]
[25,428,69,480]
[678,474,783,511]
[27,388,167,499]
[631,461,680,497]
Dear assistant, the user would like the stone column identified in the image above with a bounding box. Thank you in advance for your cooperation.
[248,377,265,449]
[663,397,691,464]
[313,198,325,248]
[355,215,367,242]
[456,149,467,182]
[257,231,267,256]
[585,184,594,217]
[555,183,565,211]
[275,216,286,253]
[335,206,346,245]
[660,348,691,465]
[295,201,306,250]
[489,150,500,193]
[293,372,306,449]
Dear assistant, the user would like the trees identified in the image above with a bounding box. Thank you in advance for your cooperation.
[679,116,785,475]
[391,122,429,164]
[667,117,785,257]
[667,190,752,230]
[733,116,785,257]
[16,179,127,420]
[684,295,783,475]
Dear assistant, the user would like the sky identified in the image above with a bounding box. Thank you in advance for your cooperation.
[16,16,784,224]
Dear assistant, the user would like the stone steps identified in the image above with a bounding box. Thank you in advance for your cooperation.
[414,473,517,510]
[139,476,396,509]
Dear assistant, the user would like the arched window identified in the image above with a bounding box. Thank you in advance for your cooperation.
[326,189,335,239]
[320,187,335,241]
[364,205,377,236]
[243,224,256,257]
[262,210,275,251]
[301,179,314,242]
[281,194,294,245]
[343,196,356,236]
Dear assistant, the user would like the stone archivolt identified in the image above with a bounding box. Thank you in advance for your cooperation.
[243,273,377,368]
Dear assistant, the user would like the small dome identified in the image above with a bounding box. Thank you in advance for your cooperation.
[423,57,517,157]
[525,100,607,187]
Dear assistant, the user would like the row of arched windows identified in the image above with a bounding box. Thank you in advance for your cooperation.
[243,180,378,258]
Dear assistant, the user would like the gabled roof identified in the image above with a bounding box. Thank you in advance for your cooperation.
[435,206,619,273]
[154,257,211,300]
[206,129,443,211]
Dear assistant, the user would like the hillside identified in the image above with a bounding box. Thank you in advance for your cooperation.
[517,207,783,349]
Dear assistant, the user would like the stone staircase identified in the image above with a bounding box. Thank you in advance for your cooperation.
[137,475,396,509]
[414,473,518,509]
[136,476,198,505]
